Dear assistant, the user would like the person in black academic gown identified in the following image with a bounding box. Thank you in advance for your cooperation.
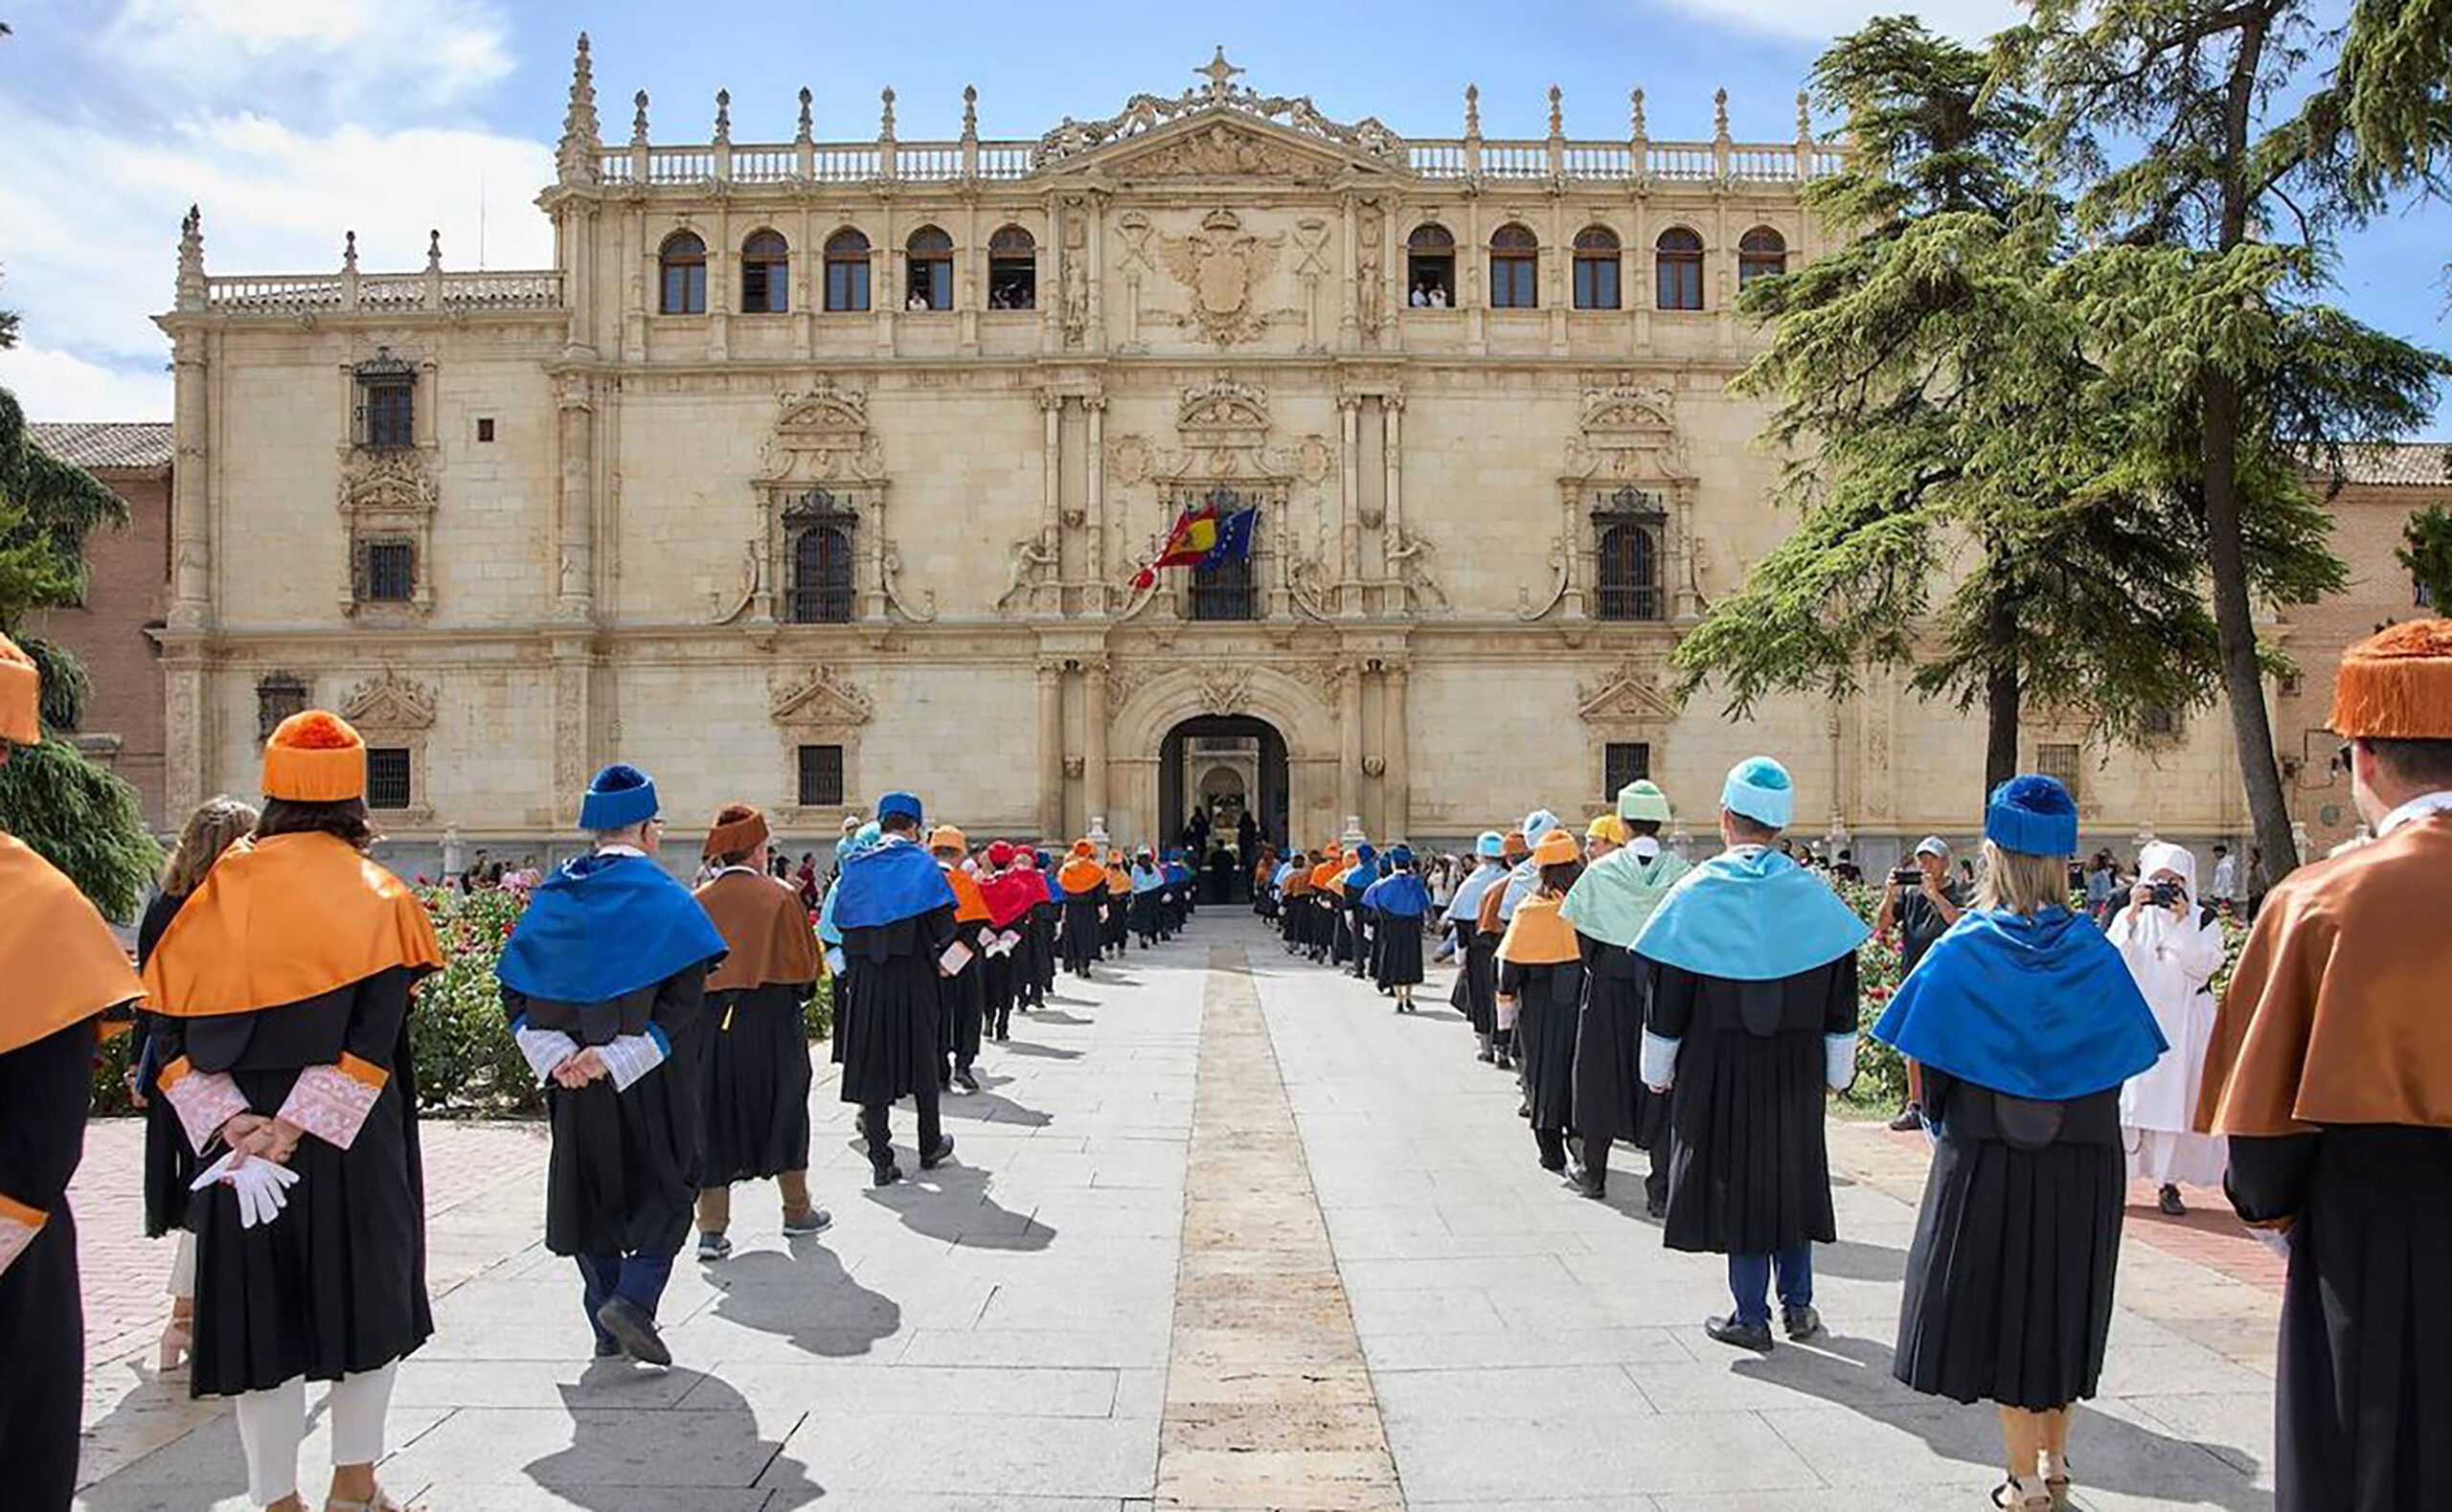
[1443,833,1509,1062]
[1873,776,2167,1512]
[0,633,148,1512]
[1363,847,1430,1009]
[1497,832,1587,1172]
[1635,757,1869,1354]
[142,711,443,1512]
[498,762,727,1368]
[834,791,959,1186]
[1056,842,1106,978]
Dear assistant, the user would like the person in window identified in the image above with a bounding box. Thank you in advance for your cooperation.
[142,710,444,1512]
[1428,282,1449,307]
[496,762,726,1367]
[690,803,830,1264]
[1,633,148,1512]
[1873,776,2166,1512]
[830,791,958,1188]
[1875,836,1969,1131]
[132,795,260,1374]
[2107,842,2228,1216]
[1637,756,1869,1353]
[1410,282,1430,306]
[906,288,930,312]
[2197,619,2452,1512]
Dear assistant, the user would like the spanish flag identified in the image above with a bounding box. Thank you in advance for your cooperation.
[1129,506,1257,591]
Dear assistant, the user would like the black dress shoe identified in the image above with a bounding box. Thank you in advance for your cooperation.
[1704,1315,1775,1352]
[592,1337,624,1359]
[1646,1194,1669,1220]
[921,1136,956,1170]
[1782,1304,1825,1342]
[595,1297,672,1366]
[873,1162,905,1188]
[2158,1184,2187,1217]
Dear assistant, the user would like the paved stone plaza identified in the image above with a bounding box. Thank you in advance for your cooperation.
[72,918,2280,1510]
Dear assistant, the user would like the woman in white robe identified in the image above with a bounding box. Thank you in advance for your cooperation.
[2107,841,2229,1212]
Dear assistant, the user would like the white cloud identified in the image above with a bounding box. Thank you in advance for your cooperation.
[101,0,514,114]
[0,344,174,422]
[1653,0,2025,43]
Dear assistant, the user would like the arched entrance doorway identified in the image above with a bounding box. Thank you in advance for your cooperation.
[1159,714,1288,903]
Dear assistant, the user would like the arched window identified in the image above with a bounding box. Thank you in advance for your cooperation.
[740,230,788,313]
[824,229,871,312]
[1572,226,1621,310]
[1405,223,1455,307]
[1738,225,1787,286]
[783,489,860,623]
[659,231,707,314]
[988,224,1036,309]
[905,225,952,310]
[1595,522,1662,621]
[1655,227,1704,311]
[1489,223,1538,309]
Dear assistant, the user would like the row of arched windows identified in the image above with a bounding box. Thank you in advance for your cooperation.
[659,224,1041,315]
[1406,222,1786,311]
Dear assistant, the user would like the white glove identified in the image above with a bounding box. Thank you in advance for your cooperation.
[192,1151,302,1229]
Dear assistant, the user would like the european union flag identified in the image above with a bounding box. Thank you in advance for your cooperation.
[1199,508,1257,569]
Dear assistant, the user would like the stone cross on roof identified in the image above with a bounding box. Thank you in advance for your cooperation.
[1197,47,1244,102]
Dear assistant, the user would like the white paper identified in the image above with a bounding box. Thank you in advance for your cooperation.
[940,939,975,977]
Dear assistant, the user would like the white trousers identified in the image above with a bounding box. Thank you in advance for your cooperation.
[234,1363,397,1505]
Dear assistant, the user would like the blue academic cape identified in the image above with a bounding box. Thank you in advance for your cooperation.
[1362,872,1431,917]
[497,851,727,1004]
[832,837,957,930]
[1873,906,2168,1102]
[1631,846,1871,982]
[1444,861,1507,926]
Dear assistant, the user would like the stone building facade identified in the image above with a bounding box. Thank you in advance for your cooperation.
[153,40,2261,869]
[27,422,174,827]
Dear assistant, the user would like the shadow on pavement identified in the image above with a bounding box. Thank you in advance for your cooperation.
[704,1238,901,1359]
[862,1161,1054,1252]
[522,1370,823,1508]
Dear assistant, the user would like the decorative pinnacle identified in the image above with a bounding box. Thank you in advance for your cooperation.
[554,34,601,185]
[343,229,357,271]
[962,83,979,140]
[714,88,731,144]
[879,86,897,139]
[176,204,206,307]
[1714,87,1730,141]
[631,89,649,146]
[1547,85,1563,139]
[1795,89,1812,141]
[425,229,442,271]
[1630,87,1646,139]
[1198,46,1244,101]
[1464,82,1481,138]
[797,87,813,145]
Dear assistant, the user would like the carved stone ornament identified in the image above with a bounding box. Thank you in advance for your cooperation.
[1063,755,1086,779]
[1031,50,1407,171]
[1105,661,1154,712]
[759,384,886,485]
[1159,210,1284,347]
[768,666,875,727]
[1177,372,1272,445]
[337,449,439,518]
[1563,375,1691,482]
[340,669,436,731]
[1192,665,1254,715]
[1577,658,1680,724]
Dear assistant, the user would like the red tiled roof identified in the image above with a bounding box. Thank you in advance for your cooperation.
[30,421,174,472]
[2304,441,2452,487]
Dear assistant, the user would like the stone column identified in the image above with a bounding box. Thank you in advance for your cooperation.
[554,372,596,622]
[1084,396,1106,600]
[1037,660,1064,839]
[1337,395,1362,610]
[1337,663,1362,831]
[1083,658,1109,834]
[1382,662,1410,842]
[1041,392,1064,539]
[1381,396,1404,604]
[168,332,212,629]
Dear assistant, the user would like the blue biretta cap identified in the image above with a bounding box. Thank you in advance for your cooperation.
[1389,845,1414,867]
[1475,829,1506,858]
[877,790,923,824]
[579,762,659,831]
[1985,774,2079,856]
[1720,756,1794,830]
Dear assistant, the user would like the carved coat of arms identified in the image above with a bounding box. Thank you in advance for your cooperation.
[1160,210,1283,346]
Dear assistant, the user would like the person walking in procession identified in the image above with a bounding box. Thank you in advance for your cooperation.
[2198,620,2452,1512]
[1636,756,1869,1353]
[145,710,446,1512]
[1497,829,1589,1175]
[833,792,960,1187]
[1872,776,2168,1512]
[0,634,148,1512]
[691,803,830,1262]
[1361,846,1431,1010]
[1056,840,1106,979]
[1443,831,1510,1063]
[497,763,727,1369]
[930,827,992,1095]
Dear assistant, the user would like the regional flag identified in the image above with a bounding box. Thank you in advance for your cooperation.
[1201,507,1258,570]
[1129,505,1259,591]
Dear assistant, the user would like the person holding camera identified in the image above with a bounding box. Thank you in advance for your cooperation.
[2107,842,2228,1215]
[1873,837,1967,1130]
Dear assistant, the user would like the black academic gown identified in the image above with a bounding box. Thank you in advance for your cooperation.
[2228,1124,2452,1512]
[1501,955,1586,1136]
[167,967,434,1398]
[1060,886,1102,975]
[0,1016,100,1510]
[694,978,814,1185]
[132,891,198,1238]
[1378,909,1426,987]
[1449,916,1498,1036]
[938,914,989,1074]
[1895,1070,2126,1410]
[504,964,710,1260]
[1572,933,1666,1153]
[838,905,956,1105]
[1646,953,1858,1256]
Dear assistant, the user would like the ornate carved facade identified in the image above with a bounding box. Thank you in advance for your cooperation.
[152,42,2252,867]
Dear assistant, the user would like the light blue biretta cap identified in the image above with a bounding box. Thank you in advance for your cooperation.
[1720,756,1794,830]
[1522,809,1560,841]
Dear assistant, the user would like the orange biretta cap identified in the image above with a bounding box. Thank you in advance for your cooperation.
[262,710,367,802]
[1532,829,1579,867]
[929,825,968,853]
[2329,618,2452,739]
[0,633,37,746]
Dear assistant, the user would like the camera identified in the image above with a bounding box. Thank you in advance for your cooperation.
[2149,881,2185,909]
[1891,867,1921,889]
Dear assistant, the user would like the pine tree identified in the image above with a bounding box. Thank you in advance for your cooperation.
[2401,503,2452,615]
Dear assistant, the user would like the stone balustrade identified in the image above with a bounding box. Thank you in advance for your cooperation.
[198,266,562,315]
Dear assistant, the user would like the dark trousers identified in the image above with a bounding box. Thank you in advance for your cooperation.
[1727,1244,1814,1327]
[578,1250,675,1346]
[860,1080,942,1168]
[1579,1136,1670,1207]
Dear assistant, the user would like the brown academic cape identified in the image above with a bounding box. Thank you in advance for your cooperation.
[695,868,823,993]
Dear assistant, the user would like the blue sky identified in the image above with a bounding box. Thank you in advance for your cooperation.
[1,0,2444,432]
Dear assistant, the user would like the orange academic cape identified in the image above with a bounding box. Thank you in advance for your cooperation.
[2198,813,2452,1136]
[942,864,991,923]
[695,868,824,992]
[1056,856,1107,895]
[140,832,442,1017]
[1497,892,1580,965]
[0,830,144,1056]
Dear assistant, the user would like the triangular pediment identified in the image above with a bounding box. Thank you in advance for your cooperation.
[768,666,874,727]
[1578,661,1680,724]
[1051,108,1405,182]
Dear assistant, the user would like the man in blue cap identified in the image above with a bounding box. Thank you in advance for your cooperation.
[498,762,729,1365]
[1443,830,1512,1061]
[1635,756,1870,1353]
[832,791,959,1187]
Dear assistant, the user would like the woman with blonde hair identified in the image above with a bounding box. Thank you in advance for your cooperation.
[131,795,261,1370]
[1873,776,2168,1511]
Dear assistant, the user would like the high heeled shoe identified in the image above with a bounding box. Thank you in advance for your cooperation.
[155,1317,192,1372]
